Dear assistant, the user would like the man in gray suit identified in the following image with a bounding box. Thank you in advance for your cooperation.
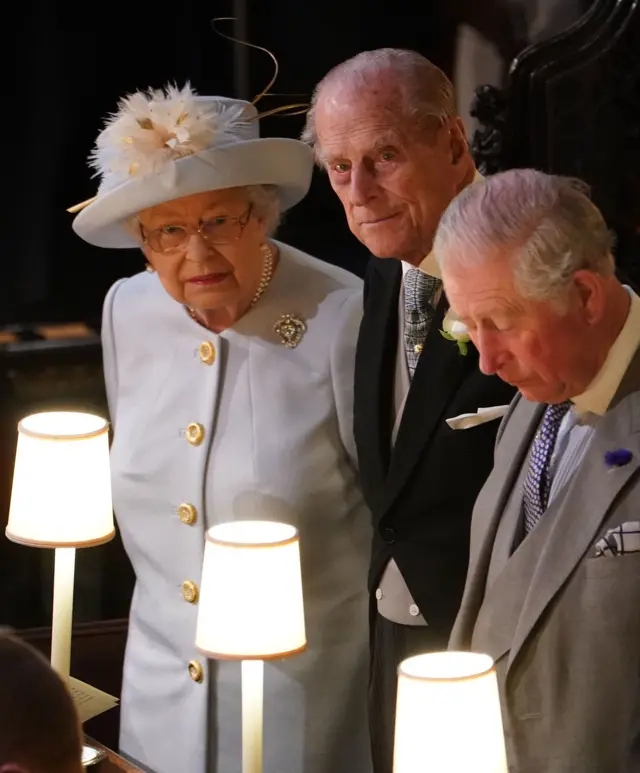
[435,168,640,772]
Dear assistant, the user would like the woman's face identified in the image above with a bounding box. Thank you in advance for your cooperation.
[137,187,268,312]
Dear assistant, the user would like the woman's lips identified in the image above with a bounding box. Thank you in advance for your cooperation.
[187,272,230,286]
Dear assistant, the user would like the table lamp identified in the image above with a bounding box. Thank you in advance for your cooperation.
[195,520,306,773]
[393,651,508,773]
[5,411,115,679]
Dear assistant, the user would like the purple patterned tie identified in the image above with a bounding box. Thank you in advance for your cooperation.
[522,401,572,533]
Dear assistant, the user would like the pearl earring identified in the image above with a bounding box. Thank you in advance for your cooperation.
[145,263,155,273]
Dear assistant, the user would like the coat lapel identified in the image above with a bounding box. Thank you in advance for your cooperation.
[355,258,401,490]
[474,397,544,567]
[451,396,543,650]
[383,297,477,512]
[506,382,640,676]
[472,471,554,664]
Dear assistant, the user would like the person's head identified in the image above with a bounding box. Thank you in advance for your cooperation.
[434,169,627,404]
[131,183,280,312]
[302,48,475,265]
[72,84,313,316]
[0,635,83,773]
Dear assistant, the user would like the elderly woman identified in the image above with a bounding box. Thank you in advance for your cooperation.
[71,85,371,773]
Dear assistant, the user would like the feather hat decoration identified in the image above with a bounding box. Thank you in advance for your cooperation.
[89,83,248,193]
[71,82,313,249]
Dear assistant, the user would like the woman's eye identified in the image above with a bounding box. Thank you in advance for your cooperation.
[161,225,182,235]
[333,163,350,174]
[380,151,395,162]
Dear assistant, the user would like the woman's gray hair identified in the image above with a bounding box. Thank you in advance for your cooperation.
[246,184,282,235]
[434,169,615,301]
[125,183,283,242]
[301,48,456,165]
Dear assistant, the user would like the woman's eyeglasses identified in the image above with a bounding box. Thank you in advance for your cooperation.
[139,206,252,254]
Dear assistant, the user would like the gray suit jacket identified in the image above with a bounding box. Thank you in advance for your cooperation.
[450,348,640,773]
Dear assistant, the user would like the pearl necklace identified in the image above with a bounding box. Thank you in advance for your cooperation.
[186,243,275,326]
[251,242,276,307]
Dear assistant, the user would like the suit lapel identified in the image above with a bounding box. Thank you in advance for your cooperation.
[506,385,640,676]
[356,258,401,490]
[476,397,544,568]
[452,397,543,650]
[472,468,555,664]
[383,297,479,512]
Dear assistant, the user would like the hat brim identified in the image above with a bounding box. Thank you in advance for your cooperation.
[72,138,313,249]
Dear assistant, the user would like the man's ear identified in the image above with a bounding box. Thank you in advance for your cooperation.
[572,270,608,326]
[450,118,469,166]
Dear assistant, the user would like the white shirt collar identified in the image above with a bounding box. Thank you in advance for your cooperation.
[572,287,640,416]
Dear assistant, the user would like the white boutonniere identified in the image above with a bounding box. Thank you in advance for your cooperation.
[439,310,471,356]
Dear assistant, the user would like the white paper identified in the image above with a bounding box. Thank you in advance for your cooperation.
[446,405,510,430]
[68,676,119,723]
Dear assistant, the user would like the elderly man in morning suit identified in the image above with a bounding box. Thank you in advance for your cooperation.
[302,48,516,772]
[438,169,640,772]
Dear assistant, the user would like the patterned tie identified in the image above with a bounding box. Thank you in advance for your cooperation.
[404,268,441,378]
[522,401,572,533]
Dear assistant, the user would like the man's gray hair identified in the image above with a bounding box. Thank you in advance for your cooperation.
[434,169,615,300]
[301,48,456,165]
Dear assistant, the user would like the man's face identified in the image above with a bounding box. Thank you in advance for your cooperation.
[443,254,604,404]
[314,82,468,264]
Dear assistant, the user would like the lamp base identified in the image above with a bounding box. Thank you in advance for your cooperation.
[82,743,107,767]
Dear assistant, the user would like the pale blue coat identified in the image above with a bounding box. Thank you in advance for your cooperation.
[102,242,372,773]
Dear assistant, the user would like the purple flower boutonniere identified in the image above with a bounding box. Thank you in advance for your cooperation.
[604,449,633,468]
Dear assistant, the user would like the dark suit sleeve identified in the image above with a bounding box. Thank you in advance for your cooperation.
[457,362,518,426]
[448,365,518,479]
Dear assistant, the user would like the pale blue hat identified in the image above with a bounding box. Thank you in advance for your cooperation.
[72,84,313,249]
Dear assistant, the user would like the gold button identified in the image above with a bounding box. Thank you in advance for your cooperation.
[178,503,197,526]
[414,344,423,354]
[182,580,199,604]
[199,341,215,365]
[188,660,203,683]
[186,422,205,446]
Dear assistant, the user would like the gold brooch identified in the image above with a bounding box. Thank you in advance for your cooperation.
[274,314,307,349]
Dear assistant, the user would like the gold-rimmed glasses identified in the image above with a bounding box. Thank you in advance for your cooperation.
[139,206,252,254]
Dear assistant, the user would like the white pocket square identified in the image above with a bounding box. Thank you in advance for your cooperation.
[594,522,640,557]
[446,405,510,430]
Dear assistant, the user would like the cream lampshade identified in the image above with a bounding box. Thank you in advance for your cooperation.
[6,411,114,548]
[6,410,114,684]
[196,520,306,773]
[196,520,306,659]
[394,651,508,773]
